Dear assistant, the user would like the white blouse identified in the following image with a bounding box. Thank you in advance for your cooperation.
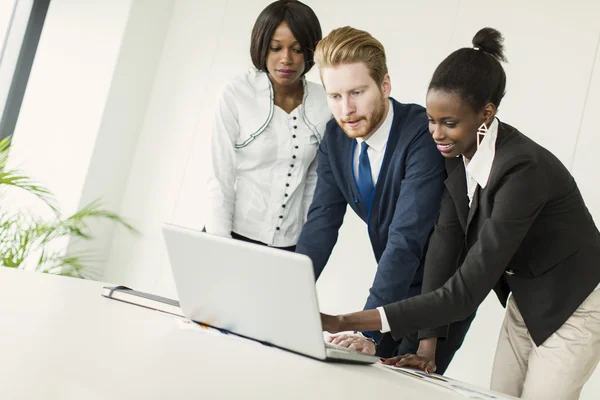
[206,69,331,247]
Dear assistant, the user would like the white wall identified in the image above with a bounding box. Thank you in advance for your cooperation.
[67,0,175,278]
[11,0,134,216]
[572,39,600,400]
[11,0,600,397]
[7,0,137,271]
[102,0,237,290]
[9,0,174,276]
[573,35,600,225]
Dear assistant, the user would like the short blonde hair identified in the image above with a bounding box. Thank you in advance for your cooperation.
[314,26,388,86]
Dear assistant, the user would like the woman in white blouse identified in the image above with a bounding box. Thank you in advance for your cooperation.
[205,0,331,251]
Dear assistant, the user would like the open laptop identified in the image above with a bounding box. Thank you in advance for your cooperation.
[162,224,377,364]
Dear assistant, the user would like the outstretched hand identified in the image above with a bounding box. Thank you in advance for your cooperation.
[320,309,382,333]
[320,313,342,333]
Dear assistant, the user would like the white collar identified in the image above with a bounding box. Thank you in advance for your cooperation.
[463,117,499,189]
[356,100,393,153]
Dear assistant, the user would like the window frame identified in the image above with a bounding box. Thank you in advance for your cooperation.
[0,0,51,141]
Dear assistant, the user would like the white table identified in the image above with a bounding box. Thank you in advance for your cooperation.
[0,268,509,399]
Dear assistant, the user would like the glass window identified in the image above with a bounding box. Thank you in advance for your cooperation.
[0,1,18,56]
[0,0,50,141]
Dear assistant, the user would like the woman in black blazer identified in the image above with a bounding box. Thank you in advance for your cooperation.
[321,28,600,399]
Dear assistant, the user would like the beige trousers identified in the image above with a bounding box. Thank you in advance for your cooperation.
[490,290,600,399]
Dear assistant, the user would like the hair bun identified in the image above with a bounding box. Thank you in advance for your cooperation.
[472,27,507,62]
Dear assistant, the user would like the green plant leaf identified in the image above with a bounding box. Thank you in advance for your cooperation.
[0,136,59,215]
[0,136,140,277]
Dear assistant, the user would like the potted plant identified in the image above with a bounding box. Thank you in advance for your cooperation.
[0,136,138,278]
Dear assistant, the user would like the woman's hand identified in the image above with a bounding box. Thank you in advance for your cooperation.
[380,337,438,374]
[380,353,437,374]
[320,313,342,333]
[320,309,382,333]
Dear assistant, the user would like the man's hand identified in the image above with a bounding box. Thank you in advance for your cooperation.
[327,333,376,355]
[320,313,342,333]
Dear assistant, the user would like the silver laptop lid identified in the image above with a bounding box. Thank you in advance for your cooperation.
[162,224,327,359]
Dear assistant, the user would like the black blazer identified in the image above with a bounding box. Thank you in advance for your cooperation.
[383,121,600,346]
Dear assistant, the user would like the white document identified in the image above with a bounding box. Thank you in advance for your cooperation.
[379,365,515,399]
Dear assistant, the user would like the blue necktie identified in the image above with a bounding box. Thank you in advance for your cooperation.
[358,141,374,205]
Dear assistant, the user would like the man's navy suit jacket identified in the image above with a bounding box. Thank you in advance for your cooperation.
[296,98,445,340]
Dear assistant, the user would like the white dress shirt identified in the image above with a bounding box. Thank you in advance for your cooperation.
[206,69,331,247]
[353,100,394,185]
[463,118,499,207]
[350,100,398,334]
[356,101,393,335]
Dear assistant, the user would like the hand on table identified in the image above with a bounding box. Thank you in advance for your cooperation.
[380,353,437,374]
